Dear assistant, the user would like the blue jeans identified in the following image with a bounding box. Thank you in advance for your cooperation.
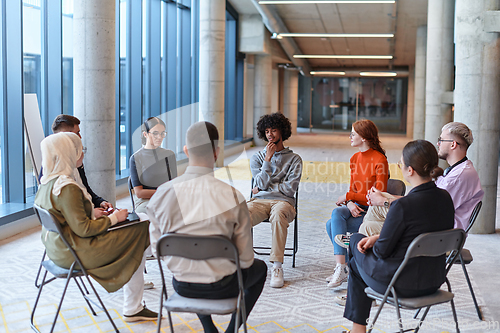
[326,205,367,257]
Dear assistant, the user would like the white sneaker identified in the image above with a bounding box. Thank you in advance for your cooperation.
[327,264,349,288]
[326,273,335,282]
[270,267,284,288]
[334,294,347,306]
[334,294,378,307]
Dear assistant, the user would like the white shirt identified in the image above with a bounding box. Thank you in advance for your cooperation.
[147,166,254,283]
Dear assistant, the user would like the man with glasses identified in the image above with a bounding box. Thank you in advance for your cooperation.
[51,115,113,218]
[367,122,483,230]
[434,122,484,230]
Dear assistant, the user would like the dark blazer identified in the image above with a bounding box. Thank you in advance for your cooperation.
[358,181,454,291]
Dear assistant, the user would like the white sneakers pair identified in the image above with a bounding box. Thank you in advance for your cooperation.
[270,267,284,288]
[326,263,349,288]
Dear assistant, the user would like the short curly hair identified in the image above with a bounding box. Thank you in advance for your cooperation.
[256,113,292,142]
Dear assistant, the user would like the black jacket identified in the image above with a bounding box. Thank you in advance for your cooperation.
[77,164,106,208]
[358,181,454,291]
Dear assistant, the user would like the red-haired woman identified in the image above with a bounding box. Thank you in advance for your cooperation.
[326,119,388,288]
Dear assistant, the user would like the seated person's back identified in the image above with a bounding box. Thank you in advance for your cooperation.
[147,121,267,333]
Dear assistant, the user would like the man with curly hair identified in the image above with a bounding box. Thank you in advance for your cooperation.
[248,113,302,288]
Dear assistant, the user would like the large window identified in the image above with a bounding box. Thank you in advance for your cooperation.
[0,0,200,222]
[298,76,408,134]
[116,0,199,174]
[23,1,42,198]
[224,3,244,141]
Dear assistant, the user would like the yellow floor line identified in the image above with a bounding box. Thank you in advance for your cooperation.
[83,306,104,333]
[0,303,9,333]
[215,159,407,185]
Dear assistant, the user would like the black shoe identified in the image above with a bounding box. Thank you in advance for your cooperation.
[123,306,158,322]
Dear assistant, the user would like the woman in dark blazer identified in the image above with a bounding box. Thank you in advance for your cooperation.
[343,140,455,333]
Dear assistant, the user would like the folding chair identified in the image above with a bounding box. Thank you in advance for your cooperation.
[387,178,406,196]
[31,204,119,333]
[365,229,467,333]
[447,201,483,320]
[156,234,247,333]
[250,178,299,267]
[127,177,140,221]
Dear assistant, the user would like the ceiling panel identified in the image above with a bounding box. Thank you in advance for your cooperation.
[256,0,428,70]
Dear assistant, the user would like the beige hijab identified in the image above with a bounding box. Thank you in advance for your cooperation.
[40,132,94,209]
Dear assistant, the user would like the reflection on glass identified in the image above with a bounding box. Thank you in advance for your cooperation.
[119,0,128,171]
[62,0,74,114]
[23,0,42,198]
[0,3,3,203]
[307,76,408,134]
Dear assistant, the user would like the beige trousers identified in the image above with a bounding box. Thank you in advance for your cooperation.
[358,192,395,236]
[247,198,296,263]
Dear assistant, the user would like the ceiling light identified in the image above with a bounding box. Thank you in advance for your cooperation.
[294,55,393,59]
[360,71,397,76]
[259,0,395,4]
[277,33,394,38]
[310,71,346,75]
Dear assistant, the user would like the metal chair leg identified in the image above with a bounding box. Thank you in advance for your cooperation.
[74,277,97,316]
[35,251,55,288]
[30,270,48,333]
[459,255,483,320]
[84,276,120,333]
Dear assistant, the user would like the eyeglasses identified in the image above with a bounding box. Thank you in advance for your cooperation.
[437,137,459,145]
[82,147,88,154]
[150,131,167,138]
[397,161,403,169]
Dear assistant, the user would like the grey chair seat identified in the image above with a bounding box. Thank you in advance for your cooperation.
[165,292,238,315]
[42,260,82,278]
[460,248,472,264]
[365,287,454,309]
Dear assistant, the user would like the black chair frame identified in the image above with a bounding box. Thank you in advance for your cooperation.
[366,229,467,333]
[31,204,119,333]
[156,233,247,333]
[447,201,483,320]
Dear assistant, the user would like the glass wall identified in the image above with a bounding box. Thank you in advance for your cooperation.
[62,0,73,115]
[224,3,244,141]
[23,0,42,199]
[117,0,200,174]
[298,76,408,134]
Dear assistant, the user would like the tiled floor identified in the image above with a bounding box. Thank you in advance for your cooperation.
[1,133,500,333]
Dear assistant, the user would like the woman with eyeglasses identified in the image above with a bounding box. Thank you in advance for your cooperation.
[325,119,388,288]
[342,140,454,333]
[130,117,177,214]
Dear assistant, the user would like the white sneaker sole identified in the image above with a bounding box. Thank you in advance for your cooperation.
[327,276,348,288]
[270,280,284,288]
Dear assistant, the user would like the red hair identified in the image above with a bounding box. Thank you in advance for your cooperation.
[353,119,386,157]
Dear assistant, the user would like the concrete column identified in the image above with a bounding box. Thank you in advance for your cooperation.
[73,1,116,205]
[414,25,427,140]
[424,0,454,149]
[253,54,272,146]
[406,65,415,138]
[455,0,500,234]
[199,0,225,167]
[283,69,299,135]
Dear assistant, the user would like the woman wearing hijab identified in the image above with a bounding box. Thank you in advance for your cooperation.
[35,132,157,322]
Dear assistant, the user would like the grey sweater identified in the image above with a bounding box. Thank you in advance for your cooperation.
[250,147,302,206]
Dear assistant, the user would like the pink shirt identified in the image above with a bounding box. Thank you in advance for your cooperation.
[435,160,484,230]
